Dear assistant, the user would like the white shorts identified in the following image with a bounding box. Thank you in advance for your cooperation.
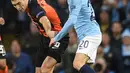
[76,35,102,63]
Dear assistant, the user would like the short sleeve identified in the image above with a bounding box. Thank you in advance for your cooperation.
[29,3,46,20]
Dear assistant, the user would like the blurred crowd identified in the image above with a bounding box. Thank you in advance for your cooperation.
[1,0,130,73]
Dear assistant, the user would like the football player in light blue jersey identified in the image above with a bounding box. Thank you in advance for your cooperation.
[50,0,102,73]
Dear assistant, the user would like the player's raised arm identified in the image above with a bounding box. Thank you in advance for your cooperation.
[53,0,82,42]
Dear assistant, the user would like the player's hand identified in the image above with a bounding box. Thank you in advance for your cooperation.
[0,17,5,25]
[49,38,55,47]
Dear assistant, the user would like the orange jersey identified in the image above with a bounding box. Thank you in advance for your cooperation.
[37,0,62,31]
[26,0,62,37]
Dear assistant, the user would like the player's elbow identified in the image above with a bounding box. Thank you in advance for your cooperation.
[39,16,52,31]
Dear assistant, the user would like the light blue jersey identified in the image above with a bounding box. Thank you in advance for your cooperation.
[54,0,101,42]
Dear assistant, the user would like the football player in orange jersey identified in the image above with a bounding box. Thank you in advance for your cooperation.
[11,0,69,73]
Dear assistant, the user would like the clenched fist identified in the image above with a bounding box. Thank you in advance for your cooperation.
[0,17,5,25]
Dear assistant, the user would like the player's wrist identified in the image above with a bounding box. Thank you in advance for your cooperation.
[54,31,58,36]
[47,31,57,39]
[47,31,54,39]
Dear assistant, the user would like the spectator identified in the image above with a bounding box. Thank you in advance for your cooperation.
[99,10,110,33]
[111,0,128,22]
[102,33,112,59]
[111,0,120,22]
[101,0,111,12]
[110,22,122,52]
[109,22,123,73]
[123,8,130,29]
[20,22,40,57]
[121,28,130,73]
[94,58,108,73]
[91,0,103,22]
[97,46,104,58]
[52,0,69,26]
[67,29,78,53]
[101,33,114,73]
[16,12,30,34]
[59,29,78,73]
[102,33,111,55]
[6,39,35,73]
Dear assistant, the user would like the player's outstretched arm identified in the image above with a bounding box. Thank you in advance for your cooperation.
[53,0,82,42]
[39,16,57,38]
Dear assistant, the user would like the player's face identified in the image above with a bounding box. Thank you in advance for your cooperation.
[11,0,28,12]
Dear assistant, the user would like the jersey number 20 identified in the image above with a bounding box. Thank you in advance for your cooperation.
[79,40,89,48]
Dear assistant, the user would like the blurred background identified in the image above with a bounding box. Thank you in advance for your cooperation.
[1,0,130,73]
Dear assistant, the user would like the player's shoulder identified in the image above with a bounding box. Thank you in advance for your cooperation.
[28,0,39,8]
[28,0,46,17]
